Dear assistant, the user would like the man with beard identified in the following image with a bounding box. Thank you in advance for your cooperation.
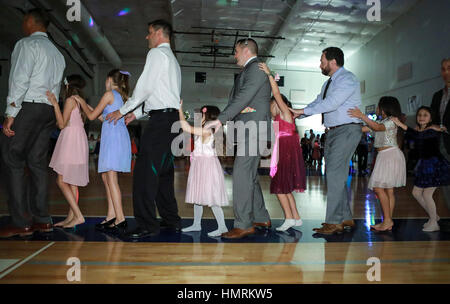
[290,47,362,234]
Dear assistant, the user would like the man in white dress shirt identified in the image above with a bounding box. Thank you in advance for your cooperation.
[106,19,181,238]
[0,9,65,238]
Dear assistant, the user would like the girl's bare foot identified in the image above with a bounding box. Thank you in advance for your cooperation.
[100,216,116,225]
[374,220,394,231]
[63,216,85,228]
[54,216,73,227]
[370,223,381,229]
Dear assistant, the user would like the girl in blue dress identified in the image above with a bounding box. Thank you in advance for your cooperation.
[391,106,449,232]
[75,69,132,234]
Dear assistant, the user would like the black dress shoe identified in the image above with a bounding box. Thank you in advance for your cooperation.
[125,227,159,239]
[95,218,116,231]
[105,220,128,235]
[160,220,181,232]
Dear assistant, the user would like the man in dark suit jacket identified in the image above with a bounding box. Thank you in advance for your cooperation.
[430,57,450,209]
[431,58,450,154]
[206,38,272,239]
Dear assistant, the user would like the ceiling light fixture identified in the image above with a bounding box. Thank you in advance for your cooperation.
[117,8,130,16]
[174,9,184,17]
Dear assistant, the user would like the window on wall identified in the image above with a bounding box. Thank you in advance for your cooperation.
[195,72,206,83]
[277,76,284,87]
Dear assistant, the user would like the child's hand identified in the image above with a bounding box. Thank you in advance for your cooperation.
[390,117,400,125]
[46,91,57,105]
[426,124,447,132]
[258,63,270,76]
[348,107,363,119]
[73,95,85,104]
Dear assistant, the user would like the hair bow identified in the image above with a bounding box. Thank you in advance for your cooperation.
[119,70,131,76]
[270,71,280,82]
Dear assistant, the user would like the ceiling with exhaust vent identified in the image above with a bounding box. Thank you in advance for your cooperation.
[0,0,420,71]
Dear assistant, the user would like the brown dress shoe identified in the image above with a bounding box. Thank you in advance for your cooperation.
[252,220,271,228]
[221,227,256,239]
[0,226,34,238]
[342,220,355,229]
[32,223,53,233]
[313,223,344,235]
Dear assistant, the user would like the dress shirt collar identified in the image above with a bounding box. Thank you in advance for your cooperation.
[244,56,257,67]
[330,67,344,81]
[30,31,48,38]
[157,42,171,49]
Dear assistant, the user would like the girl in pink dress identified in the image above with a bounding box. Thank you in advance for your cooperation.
[47,75,89,228]
[259,63,307,232]
[179,102,229,237]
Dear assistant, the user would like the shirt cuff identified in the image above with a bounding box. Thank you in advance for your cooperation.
[5,103,21,118]
[133,107,144,120]
[119,106,129,116]
[303,107,315,116]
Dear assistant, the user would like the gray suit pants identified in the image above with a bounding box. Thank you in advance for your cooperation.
[324,124,362,224]
[231,141,271,229]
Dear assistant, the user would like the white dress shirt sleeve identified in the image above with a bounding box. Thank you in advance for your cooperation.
[119,49,164,119]
[5,40,35,117]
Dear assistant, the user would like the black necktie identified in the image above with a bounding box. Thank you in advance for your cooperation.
[321,78,332,125]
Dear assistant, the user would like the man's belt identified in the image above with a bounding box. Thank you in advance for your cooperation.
[148,108,178,115]
[328,122,362,130]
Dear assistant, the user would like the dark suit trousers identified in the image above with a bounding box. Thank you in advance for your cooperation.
[1,102,55,227]
[132,111,181,232]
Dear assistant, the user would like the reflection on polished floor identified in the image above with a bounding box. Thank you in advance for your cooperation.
[0,158,449,283]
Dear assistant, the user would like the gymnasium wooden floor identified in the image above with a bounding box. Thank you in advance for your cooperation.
[0,157,449,284]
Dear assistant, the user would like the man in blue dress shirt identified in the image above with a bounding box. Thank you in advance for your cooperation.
[291,47,362,234]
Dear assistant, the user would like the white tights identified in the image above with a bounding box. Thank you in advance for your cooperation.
[412,186,439,222]
[182,204,228,236]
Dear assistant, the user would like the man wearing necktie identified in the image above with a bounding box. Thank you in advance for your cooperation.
[291,47,362,235]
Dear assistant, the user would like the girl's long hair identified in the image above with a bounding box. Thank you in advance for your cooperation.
[378,96,402,118]
[107,69,130,103]
[65,74,86,122]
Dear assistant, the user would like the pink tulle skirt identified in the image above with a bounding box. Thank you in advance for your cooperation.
[185,155,229,207]
[368,146,406,190]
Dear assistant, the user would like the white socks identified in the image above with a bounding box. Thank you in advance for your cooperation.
[181,205,228,236]
[292,219,303,231]
[182,204,203,232]
[208,206,228,237]
[276,219,296,231]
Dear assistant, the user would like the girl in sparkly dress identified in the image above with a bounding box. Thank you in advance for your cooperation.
[259,63,306,232]
[179,102,229,237]
[349,96,406,231]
